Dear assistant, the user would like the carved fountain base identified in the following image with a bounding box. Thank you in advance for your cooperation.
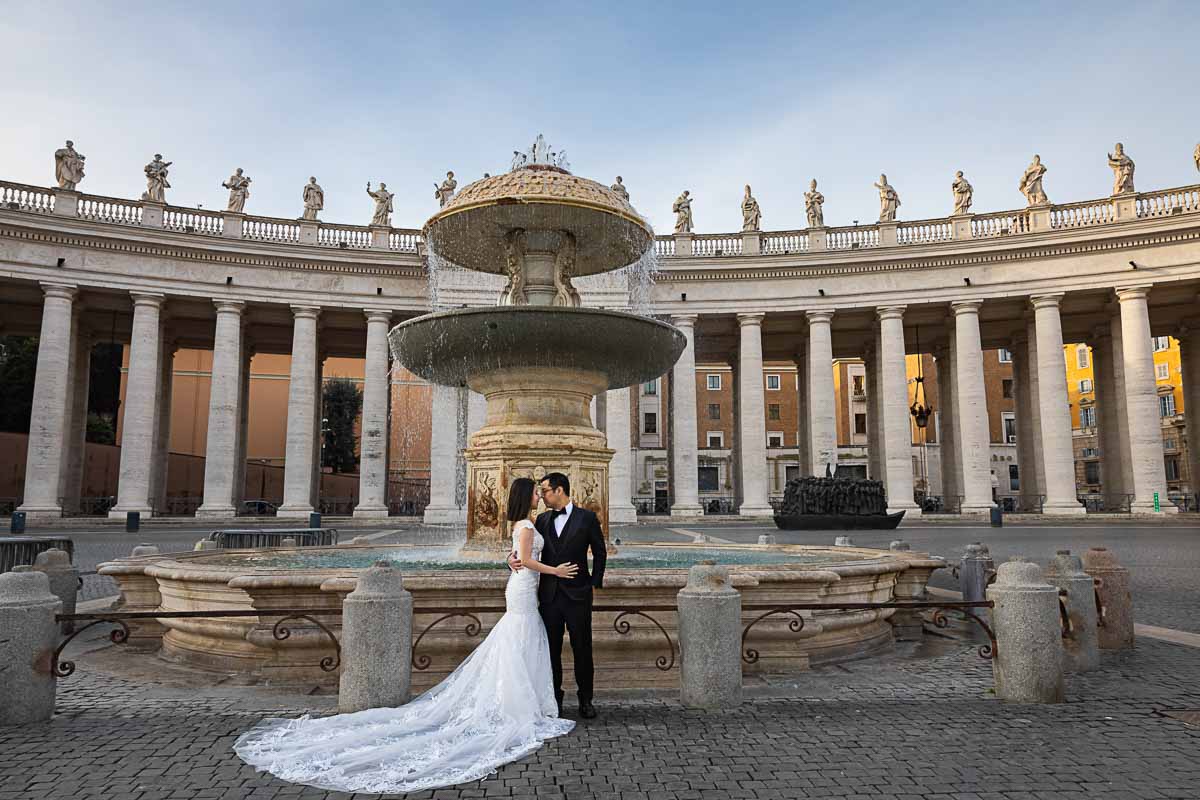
[461,366,613,554]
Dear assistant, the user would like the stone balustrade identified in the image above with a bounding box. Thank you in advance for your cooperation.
[5,178,1200,262]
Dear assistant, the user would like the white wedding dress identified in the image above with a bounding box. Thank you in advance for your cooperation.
[234,520,574,793]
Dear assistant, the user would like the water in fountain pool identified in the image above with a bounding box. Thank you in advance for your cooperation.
[197,545,858,571]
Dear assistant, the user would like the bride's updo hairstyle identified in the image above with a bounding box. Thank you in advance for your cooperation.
[507,477,536,523]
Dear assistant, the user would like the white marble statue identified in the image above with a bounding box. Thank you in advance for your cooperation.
[873,174,901,222]
[1107,143,1135,195]
[141,154,172,203]
[952,170,973,215]
[53,140,86,190]
[366,182,394,227]
[1194,142,1200,174]
[804,179,825,228]
[511,150,528,171]
[301,177,324,221]
[434,171,457,208]
[673,191,693,234]
[222,168,252,213]
[1019,155,1049,206]
[741,184,761,232]
[610,176,629,201]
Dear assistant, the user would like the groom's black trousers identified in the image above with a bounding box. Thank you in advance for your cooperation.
[539,592,594,704]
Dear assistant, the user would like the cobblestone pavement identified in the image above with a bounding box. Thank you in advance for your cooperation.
[2,635,1199,800]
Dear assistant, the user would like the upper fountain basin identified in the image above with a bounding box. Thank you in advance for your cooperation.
[424,167,653,276]
[389,306,685,390]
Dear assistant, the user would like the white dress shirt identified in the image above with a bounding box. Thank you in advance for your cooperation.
[553,502,574,538]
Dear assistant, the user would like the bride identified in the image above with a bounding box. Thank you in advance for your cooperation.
[234,477,578,793]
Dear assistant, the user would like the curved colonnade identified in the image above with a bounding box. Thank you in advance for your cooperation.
[2,178,1199,520]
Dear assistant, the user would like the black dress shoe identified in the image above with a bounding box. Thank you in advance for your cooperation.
[556,700,564,717]
[578,701,597,719]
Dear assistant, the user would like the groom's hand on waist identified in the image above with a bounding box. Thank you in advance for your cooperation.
[507,551,523,572]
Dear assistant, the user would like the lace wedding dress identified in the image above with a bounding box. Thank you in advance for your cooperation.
[234,520,574,793]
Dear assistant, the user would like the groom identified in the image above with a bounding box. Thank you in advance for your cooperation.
[509,472,606,719]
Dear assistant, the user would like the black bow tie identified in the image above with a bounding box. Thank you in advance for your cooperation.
[554,508,569,517]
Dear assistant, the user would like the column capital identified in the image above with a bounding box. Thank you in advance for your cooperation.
[950,299,983,315]
[213,299,246,315]
[805,309,835,325]
[1114,285,1152,302]
[876,305,906,321]
[364,308,394,325]
[39,282,78,301]
[130,292,166,309]
[670,314,698,328]
[291,304,322,320]
[1029,293,1064,310]
[736,312,765,327]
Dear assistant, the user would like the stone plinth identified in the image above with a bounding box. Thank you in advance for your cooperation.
[0,567,61,725]
[32,547,78,632]
[1081,547,1134,650]
[987,559,1064,703]
[678,563,741,708]
[1045,550,1100,673]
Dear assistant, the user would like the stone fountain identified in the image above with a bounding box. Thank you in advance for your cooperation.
[389,137,685,552]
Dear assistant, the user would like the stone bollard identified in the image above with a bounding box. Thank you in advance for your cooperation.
[33,548,79,634]
[1044,551,1100,673]
[339,561,412,713]
[280,537,298,548]
[677,563,742,709]
[193,539,219,551]
[757,534,776,546]
[986,559,1064,703]
[834,536,855,547]
[0,567,62,725]
[1081,547,1134,650]
[958,542,995,603]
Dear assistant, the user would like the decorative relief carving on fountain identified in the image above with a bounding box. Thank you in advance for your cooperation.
[552,232,582,308]
[498,229,529,306]
[471,471,500,535]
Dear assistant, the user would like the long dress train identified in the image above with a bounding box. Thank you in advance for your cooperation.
[233,521,573,793]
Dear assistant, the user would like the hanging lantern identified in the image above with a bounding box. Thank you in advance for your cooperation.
[909,327,933,429]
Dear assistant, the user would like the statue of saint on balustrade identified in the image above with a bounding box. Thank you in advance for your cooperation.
[222,168,252,213]
[1019,155,1049,206]
[53,140,86,191]
[141,154,172,203]
[366,181,394,227]
[952,171,973,216]
[610,176,629,201]
[874,174,900,222]
[673,190,693,234]
[741,184,761,232]
[1108,143,1135,196]
[804,179,825,228]
[434,171,457,208]
[301,177,324,221]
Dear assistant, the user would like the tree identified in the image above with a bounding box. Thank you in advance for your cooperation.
[0,336,38,433]
[322,377,363,474]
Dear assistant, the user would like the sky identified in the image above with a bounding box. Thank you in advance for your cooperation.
[2,1,1199,234]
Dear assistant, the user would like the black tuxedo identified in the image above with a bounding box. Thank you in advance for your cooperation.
[534,503,606,705]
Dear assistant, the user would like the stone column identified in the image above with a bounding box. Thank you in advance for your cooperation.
[934,345,960,506]
[1107,311,1136,502]
[18,283,78,518]
[951,301,995,512]
[232,345,252,509]
[61,315,92,515]
[1116,287,1175,513]
[877,306,920,515]
[1010,334,1038,503]
[423,383,464,524]
[197,301,245,518]
[1023,315,1047,499]
[1031,295,1086,515]
[339,562,412,713]
[0,568,61,725]
[150,336,176,514]
[606,387,638,524]
[677,564,742,709]
[806,310,837,476]
[277,306,321,518]
[986,559,1065,704]
[1091,328,1125,497]
[863,344,882,481]
[736,313,772,516]
[1180,322,1200,502]
[110,293,165,518]
[670,315,703,516]
[355,309,393,518]
[793,348,810,477]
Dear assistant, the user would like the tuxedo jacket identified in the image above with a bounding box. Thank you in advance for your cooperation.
[534,505,607,607]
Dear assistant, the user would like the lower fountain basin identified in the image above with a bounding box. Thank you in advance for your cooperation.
[100,543,945,690]
[388,306,686,390]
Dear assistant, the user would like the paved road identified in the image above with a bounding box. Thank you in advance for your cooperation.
[3,637,1198,799]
